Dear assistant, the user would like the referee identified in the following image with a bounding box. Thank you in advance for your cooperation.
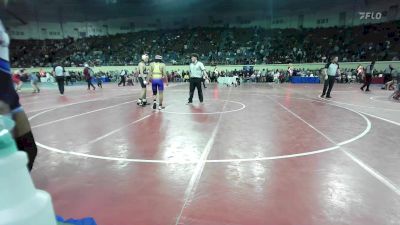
[53,64,65,96]
[1,19,38,171]
[188,53,207,104]
[320,56,340,99]
[118,69,126,86]
[137,54,149,106]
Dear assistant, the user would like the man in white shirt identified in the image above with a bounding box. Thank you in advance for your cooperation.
[118,69,126,87]
[261,69,267,82]
[188,53,207,104]
[53,65,65,95]
[321,56,340,98]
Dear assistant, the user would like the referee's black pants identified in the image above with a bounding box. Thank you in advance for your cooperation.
[118,76,126,86]
[56,76,65,94]
[188,77,203,103]
[322,76,335,97]
[361,74,372,91]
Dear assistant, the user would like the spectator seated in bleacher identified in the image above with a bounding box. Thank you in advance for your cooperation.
[9,21,400,68]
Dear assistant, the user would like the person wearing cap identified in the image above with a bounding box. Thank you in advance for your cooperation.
[0,19,38,171]
[137,54,150,106]
[188,53,207,104]
[83,63,96,91]
[149,55,168,110]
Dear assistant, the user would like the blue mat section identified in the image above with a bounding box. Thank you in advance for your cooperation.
[56,215,97,225]
[291,76,320,83]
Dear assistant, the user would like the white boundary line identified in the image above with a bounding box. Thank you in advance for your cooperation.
[31,100,136,128]
[26,107,57,114]
[75,101,179,147]
[278,96,400,196]
[207,104,372,163]
[355,111,400,126]
[342,150,400,196]
[26,99,101,114]
[174,88,232,225]
[30,94,371,164]
[269,97,336,143]
[84,114,153,146]
[21,99,57,106]
[21,91,134,106]
[319,96,400,112]
[369,96,389,101]
[27,98,118,118]
[316,95,400,126]
[35,141,191,164]
[24,82,186,114]
[25,93,135,114]
[274,96,373,146]
[369,95,400,104]
[29,86,400,196]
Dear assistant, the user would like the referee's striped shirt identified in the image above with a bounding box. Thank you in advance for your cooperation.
[190,61,206,78]
[325,62,339,76]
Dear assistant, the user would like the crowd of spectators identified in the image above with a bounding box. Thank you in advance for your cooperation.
[20,64,382,88]
[9,20,400,68]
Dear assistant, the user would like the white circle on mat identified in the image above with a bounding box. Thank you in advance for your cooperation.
[30,95,371,164]
[161,99,246,115]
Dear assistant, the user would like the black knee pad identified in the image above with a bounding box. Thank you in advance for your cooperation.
[15,131,37,171]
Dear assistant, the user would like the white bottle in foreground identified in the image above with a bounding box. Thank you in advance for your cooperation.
[0,116,57,225]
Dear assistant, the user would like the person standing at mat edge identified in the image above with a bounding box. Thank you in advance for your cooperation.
[83,63,96,91]
[53,64,65,96]
[188,53,207,104]
[149,55,168,110]
[320,56,340,99]
[118,69,126,87]
[360,60,375,92]
[137,54,150,106]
